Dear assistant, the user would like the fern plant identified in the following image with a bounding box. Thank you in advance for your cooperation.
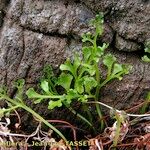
[26,14,131,129]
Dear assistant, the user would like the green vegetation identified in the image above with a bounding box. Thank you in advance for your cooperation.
[142,41,150,62]
[0,79,67,141]
[26,14,131,130]
[0,14,132,144]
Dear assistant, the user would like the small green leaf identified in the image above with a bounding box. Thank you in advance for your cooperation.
[144,42,150,53]
[142,42,150,62]
[26,88,43,99]
[145,48,150,53]
[93,56,100,63]
[142,55,150,62]
[14,79,25,100]
[78,95,88,103]
[96,47,104,57]
[73,53,81,74]
[90,13,104,36]
[48,100,62,109]
[41,80,50,94]
[75,78,84,94]
[112,64,123,76]
[87,66,96,76]
[57,73,73,91]
[82,64,96,76]
[103,54,116,69]
[82,46,92,62]
[65,89,79,104]
[103,54,116,76]
[34,98,43,104]
[82,32,93,43]
[60,59,75,77]
[96,43,108,57]
[111,64,131,80]
[14,79,25,89]
[83,76,97,94]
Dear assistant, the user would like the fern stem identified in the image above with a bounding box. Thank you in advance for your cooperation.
[64,103,93,127]
[2,96,67,142]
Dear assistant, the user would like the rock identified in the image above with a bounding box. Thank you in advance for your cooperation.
[0,0,11,27]
[0,21,67,88]
[18,0,94,37]
[115,34,141,52]
[81,0,150,51]
[101,24,114,44]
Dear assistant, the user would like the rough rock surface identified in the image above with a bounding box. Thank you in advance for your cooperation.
[0,0,150,130]
[81,0,150,51]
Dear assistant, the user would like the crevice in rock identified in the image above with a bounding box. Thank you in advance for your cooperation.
[16,27,26,75]
[74,0,81,3]
[115,33,144,53]
[0,0,11,30]
[0,10,5,28]
[20,26,74,40]
[109,30,117,50]
[119,34,143,45]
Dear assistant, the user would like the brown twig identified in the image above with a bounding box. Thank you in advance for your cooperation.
[47,119,78,150]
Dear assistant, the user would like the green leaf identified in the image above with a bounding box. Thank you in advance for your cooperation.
[103,54,116,76]
[89,13,104,36]
[48,100,63,109]
[34,98,43,104]
[26,88,44,99]
[65,89,79,104]
[112,64,123,76]
[82,64,96,76]
[26,88,50,104]
[82,46,92,62]
[14,79,25,100]
[78,95,88,103]
[57,73,73,91]
[73,53,81,73]
[82,32,93,43]
[60,59,75,76]
[142,42,150,62]
[41,80,50,94]
[75,78,84,94]
[145,48,150,53]
[96,43,108,57]
[83,76,97,94]
[60,54,80,79]
[142,55,150,62]
[144,42,150,53]
[14,79,25,89]
[111,64,131,80]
